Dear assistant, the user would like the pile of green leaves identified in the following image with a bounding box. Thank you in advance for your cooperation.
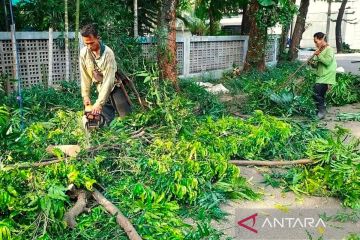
[327,73,360,106]
[264,127,360,209]
[0,77,259,239]
[222,63,360,117]
[2,64,359,239]
[222,62,317,117]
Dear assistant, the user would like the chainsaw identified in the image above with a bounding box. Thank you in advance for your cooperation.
[84,105,105,130]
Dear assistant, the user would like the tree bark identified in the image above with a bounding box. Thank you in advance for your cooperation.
[279,24,290,61]
[64,190,89,229]
[229,159,313,166]
[208,1,216,35]
[335,0,348,53]
[288,0,310,61]
[2,0,9,31]
[157,0,180,91]
[241,4,250,35]
[93,189,142,240]
[279,0,296,61]
[244,0,267,72]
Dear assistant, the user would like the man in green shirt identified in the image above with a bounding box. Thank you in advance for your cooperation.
[310,32,337,119]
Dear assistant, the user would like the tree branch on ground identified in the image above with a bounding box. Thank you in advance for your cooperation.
[229,159,313,166]
[92,189,142,240]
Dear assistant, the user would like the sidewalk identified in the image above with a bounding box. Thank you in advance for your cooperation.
[298,50,360,75]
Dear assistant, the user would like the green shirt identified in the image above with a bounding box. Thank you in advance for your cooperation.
[312,46,337,85]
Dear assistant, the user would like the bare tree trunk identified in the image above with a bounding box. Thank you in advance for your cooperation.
[279,0,295,61]
[64,0,70,81]
[134,0,138,37]
[336,0,347,53]
[279,24,290,61]
[241,4,250,35]
[157,0,179,91]
[208,1,216,35]
[2,0,9,31]
[244,0,267,72]
[326,0,332,38]
[288,0,310,61]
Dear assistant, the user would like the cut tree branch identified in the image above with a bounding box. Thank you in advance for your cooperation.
[64,189,90,229]
[2,158,64,170]
[92,189,142,240]
[229,159,313,166]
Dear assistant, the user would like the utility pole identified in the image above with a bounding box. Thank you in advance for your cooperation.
[134,0,138,37]
[9,0,24,130]
[64,0,70,81]
[326,0,332,38]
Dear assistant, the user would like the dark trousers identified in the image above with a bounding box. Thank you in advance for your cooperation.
[313,83,328,112]
[102,86,131,124]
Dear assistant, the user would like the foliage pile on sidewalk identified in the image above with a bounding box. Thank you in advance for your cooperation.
[221,62,360,117]
[264,127,360,209]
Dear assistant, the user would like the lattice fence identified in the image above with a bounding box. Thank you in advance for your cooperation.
[0,32,78,91]
[1,32,279,90]
[141,42,184,75]
[189,40,244,73]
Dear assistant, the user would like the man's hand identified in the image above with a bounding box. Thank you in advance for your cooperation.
[83,96,91,106]
[314,49,321,56]
[91,105,102,115]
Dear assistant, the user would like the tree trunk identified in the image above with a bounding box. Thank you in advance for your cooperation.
[326,0,332,38]
[2,0,9,31]
[336,0,347,53]
[241,4,250,35]
[278,0,295,61]
[134,0,138,37]
[157,0,179,91]
[279,24,290,61]
[208,1,216,35]
[288,0,310,61]
[64,0,70,81]
[244,0,267,72]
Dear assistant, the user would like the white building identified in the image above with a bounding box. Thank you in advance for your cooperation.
[299,0,360,49]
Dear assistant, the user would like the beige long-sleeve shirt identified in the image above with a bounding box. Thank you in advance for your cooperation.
[79,44,117,108]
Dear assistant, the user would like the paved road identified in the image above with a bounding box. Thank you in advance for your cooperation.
[298,51,360,75]
[336,53,360,75]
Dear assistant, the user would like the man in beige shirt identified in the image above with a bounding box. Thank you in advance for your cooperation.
[79,23,130,124]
